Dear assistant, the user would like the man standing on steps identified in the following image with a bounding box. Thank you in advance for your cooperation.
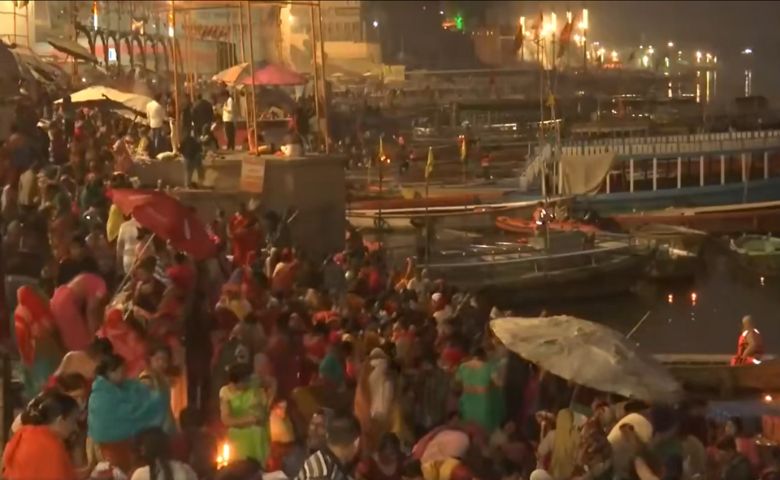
[222,91,235,151]
[146,93,166,157]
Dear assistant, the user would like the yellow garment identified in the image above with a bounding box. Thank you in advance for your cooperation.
[550,408,579,480]
[106,204,124,243]
[422,458,462,480]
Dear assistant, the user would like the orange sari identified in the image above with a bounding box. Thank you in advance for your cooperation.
[2,425,77,480]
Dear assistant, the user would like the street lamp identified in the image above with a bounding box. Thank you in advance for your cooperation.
[647,45,654,55]
[742,48,753,55]
[695,50,702,63]
[667,41,674,48]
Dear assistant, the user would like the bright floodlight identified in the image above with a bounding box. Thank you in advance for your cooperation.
[742,48,753,55]
[372,20,379,28]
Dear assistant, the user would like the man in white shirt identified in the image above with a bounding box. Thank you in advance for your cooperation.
[221,92,235,150]
[146,93,166,156]
[116,216,140,275]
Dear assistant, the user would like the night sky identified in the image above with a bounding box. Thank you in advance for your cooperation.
[460,1,780,104]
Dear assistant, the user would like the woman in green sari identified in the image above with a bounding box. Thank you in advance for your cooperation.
[219,362,270,465]
[455,347,500,434]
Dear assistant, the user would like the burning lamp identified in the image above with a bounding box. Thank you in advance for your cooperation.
[216,442,231,469]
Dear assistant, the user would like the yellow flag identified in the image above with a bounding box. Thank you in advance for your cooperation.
[378,136,385,163]
[459,135,467,163]
[425,146,435,180]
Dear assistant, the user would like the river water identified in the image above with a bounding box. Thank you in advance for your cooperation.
[379,231,779,356]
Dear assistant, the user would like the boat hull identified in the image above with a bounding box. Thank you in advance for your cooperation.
[347,200,540,231]
[495,216,602,236]
[614,200,780,234]
[426,248,648,305]
[572,177,780,216]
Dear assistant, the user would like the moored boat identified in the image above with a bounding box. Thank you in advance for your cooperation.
[656,354,780,399]
[630,224,706,280]
[347,198,546,231]
[495,215,602,236]
[612,200,780,234]
[729,234,780,276]
[423,234,649,304]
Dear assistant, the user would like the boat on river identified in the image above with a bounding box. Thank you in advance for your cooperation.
[630,224,706,280]
[557,129,780,216]
[612,200,780,234]
[495,215,602,236]
[423,233,649,304]
[347,197,547,231]
[729,234,780,276]
[656,354,780,399]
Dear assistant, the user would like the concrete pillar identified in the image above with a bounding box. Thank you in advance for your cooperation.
[629,158,634,193]
[764,151,769,179]
[699,155,705,186]
[677,156,682,189]
[720,154,725,185]
[652,157,657,191]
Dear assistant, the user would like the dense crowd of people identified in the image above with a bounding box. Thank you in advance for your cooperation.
[0,85,778,480]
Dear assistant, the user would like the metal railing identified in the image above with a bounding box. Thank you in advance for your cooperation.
[562,129,780,158]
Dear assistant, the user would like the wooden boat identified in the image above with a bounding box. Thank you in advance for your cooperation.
[423,234,649,304]
[400,181,520,200]
[729,234,780,275]
[612,200,780,234]
[349,193,497,211]
[630,224,706,280]
[347,198,546,231]
[495,215,603,236]
[655,354,780,399]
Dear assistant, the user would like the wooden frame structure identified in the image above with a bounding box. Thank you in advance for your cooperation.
[155,0,330,153]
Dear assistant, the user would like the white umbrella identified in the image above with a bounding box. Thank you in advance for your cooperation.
[491,315,682,402]
[54,86,152,117]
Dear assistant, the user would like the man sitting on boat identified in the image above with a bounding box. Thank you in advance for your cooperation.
[532,202,551,235]
[731,315,764,366]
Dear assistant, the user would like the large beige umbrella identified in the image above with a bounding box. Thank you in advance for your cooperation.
[47,37,98,64]
[54,86,152,117]
[491,315,682,402]
[212,62,250,86]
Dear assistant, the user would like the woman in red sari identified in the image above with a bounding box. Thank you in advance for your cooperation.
[228,205,263,267]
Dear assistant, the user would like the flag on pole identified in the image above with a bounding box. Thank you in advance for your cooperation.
[425,146,435,180]
[514,19,524,53]
[557,14,577,58]
[531,11,543,42]
[378,135,385,163]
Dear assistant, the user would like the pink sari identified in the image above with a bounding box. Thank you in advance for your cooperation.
[50,274,107,352]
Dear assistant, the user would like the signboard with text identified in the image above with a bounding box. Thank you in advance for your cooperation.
[240,156,266,193]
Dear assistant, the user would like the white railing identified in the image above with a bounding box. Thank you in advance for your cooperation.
[562,129,780,158]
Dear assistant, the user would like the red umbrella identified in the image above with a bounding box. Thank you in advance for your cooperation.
[239,63,307,86]
[108,189,216,261]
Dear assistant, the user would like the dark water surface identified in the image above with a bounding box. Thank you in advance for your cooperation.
[381,231,780,356]
[508,242,780,355]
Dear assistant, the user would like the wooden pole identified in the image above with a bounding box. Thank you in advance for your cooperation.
[309,4,321,148]
[171,1,180,151]
[185,12,195,102]
[245,0,257,153]
[316,1,330,153]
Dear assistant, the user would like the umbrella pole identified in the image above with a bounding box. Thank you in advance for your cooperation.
[111,233,156,300]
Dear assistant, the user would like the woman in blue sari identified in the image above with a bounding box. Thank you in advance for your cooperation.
[88,354,166,475]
